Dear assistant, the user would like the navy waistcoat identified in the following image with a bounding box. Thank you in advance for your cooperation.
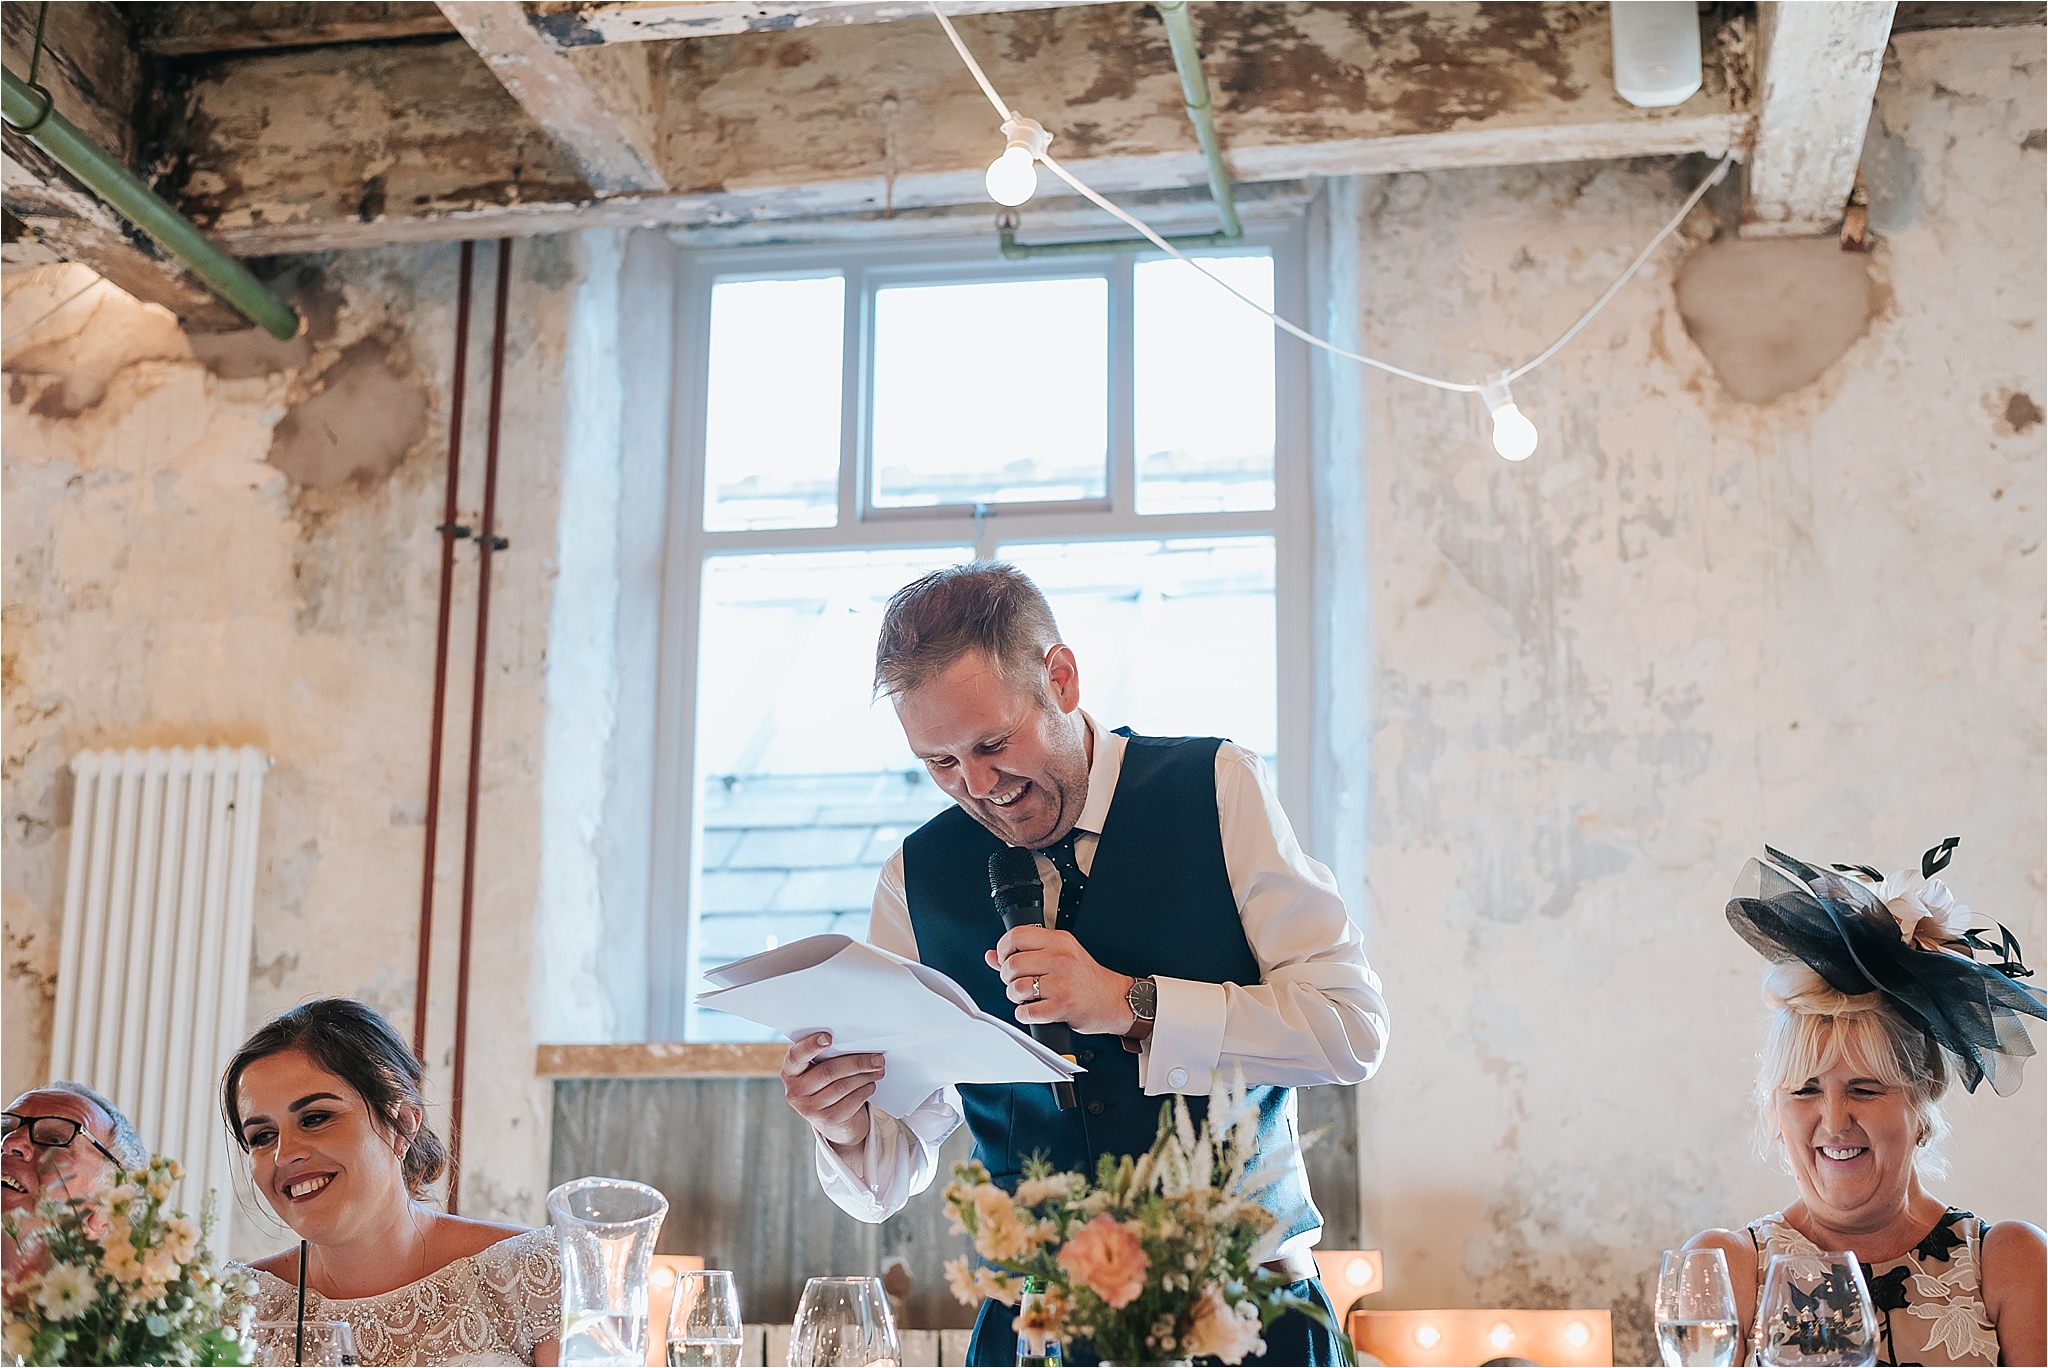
[901,731,1319,1246]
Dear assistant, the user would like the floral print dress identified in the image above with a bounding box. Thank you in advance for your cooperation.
[1745,1209,1998,1367]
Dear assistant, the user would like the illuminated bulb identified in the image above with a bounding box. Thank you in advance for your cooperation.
[1413,1324,1441,1350]
[1479,374,1539,462]
[986,145,1037,206]
[1489,1322,1516,1350]
[985,115,1051,208]
[1344,1256,1372,1289]
[1565,1320,1591,1349]
[653,1267,674,1287]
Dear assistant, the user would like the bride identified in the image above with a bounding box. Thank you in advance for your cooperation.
[223,999,561,1366]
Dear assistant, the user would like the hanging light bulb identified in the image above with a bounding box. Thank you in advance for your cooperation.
[986,115,1050,207]
[1479,374,1539,462]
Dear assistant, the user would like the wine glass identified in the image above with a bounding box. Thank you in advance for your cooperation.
[251,1319,361,1366]
[1655,1248,1740,1366]
[1755,1252,1879,1366]
[668,1270,744,1367]
[788,1276,901,1367]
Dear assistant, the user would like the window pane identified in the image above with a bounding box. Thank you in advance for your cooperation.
[691,547,969,1040]
[704,276,843,531]
[997,537,1276,768]
[872,278,1108,508]
[1135,255,1276,514]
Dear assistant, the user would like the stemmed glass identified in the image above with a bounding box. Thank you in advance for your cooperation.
[788,1276,901,1367]
[1655,1248,1740,1367]
[1755,1251,1879,1367]
[667,1270,744,1367]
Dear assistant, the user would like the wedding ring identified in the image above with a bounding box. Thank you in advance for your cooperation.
[1031,975,1043,1001]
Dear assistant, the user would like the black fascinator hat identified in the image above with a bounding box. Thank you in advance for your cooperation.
[1726,839,2045,1096]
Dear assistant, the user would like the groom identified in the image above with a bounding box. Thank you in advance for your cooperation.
[779,561,1389,1365]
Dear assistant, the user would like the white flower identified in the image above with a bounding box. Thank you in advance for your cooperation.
[1182,1286,1266,1365]
[37,1263,97,1321]
[1871,870,1973,951]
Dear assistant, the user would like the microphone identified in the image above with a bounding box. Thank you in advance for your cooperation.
[988,848,1079,1111]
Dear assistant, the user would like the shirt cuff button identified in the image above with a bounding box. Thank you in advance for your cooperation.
[1167,1067,1188,1090]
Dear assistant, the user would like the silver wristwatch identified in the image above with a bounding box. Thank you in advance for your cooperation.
[1125,975,1158,1023]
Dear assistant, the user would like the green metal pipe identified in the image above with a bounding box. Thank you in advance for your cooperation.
[997,0,1242,260]
[998,226,1241,261]
[3,66,300,339]
[1155,0,1242,241]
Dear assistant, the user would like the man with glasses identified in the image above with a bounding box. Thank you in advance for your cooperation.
[3,1083,149,1278]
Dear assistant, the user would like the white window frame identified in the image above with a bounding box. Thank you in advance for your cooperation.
[648,222,1314,1041]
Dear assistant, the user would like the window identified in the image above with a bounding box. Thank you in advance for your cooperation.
[662,232,1309,1041]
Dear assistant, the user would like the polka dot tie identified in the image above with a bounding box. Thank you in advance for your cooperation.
[1038,830,1089,929]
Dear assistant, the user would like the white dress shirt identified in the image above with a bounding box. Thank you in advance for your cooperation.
[814,713,1389,1254]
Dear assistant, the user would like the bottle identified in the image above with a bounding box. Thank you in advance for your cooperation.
[1016,1276,1063,1368]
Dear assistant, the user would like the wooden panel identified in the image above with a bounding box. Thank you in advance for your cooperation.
[550,1078,1364,1328]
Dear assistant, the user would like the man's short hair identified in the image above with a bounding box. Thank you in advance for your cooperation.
[874,562,1062,701]
[46,1081,150,1169]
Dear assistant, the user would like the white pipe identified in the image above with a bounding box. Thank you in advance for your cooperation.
[115,750,169,1113]
[94,750,145,1091]
[136,749,191,1149]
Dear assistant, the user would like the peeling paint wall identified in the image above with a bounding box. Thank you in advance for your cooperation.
[0,237,593,1253]
[1353,29,2043,1363]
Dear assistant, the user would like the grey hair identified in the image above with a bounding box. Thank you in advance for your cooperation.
[46,1080,151,1170]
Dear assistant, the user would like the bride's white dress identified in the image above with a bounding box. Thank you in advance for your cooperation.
[232,1228,561,1366]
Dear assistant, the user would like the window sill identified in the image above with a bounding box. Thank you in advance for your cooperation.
[535,1042,787,1079]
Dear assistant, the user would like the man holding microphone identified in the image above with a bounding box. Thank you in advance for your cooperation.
[780,562,1389,1365]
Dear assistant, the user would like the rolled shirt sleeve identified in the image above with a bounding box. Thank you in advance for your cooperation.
[1139,743,1390,1096]
[811,849,963,1223]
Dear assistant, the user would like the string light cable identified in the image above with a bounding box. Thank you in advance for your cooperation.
[930,4,1734,459]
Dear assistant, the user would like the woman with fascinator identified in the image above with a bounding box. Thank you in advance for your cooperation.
[1682,840,2045,1366]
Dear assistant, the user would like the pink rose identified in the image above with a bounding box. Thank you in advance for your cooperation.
[1182,1286,1266,1365]
[1057,1215,1149,1309]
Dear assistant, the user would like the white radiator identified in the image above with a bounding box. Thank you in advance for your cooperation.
[50,746,270,1210]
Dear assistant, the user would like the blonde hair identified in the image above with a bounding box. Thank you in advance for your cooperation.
[1753,963,1951,1178]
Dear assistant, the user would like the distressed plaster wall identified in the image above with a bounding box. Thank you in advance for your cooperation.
[1352,28,2044,1363]
[0,234,607,1252]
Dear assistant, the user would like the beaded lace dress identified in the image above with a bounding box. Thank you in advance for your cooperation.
[231,1228,561,1367]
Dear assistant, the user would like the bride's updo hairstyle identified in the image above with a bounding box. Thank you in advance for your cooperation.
[1753,961,1952,1177]
[222,998,449,1198]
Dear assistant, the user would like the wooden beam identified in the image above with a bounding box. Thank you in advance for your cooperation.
[160,2,1758,255]
[1743,1,1898,237]
[435,2,667,195]
[528,0,1095,46]
[129,3,456,57]
[0,3,246,330]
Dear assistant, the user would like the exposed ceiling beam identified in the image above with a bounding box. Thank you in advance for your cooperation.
[1743,1,1898,237]
[155,2,1757,256]
[435,2,667,195]
[1,3,244,329]
[129,3,457,57]
[527,0,1096,46]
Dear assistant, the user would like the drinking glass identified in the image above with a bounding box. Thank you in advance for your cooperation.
[1755,1252,1879,1366]
[1655,1248,1740,1366]
[548,1176,671,1366]
[788,1276,901,1367]
[668,1269,745,1367]
[250,1319,360,1366]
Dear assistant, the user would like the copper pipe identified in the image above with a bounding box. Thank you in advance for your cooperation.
[414,240,474,1065]
[447,238,511,1215]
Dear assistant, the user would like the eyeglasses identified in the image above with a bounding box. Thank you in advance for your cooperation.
[1,1113,120,1165]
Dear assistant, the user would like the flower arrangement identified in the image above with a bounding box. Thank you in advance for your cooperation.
[1,1156,254,1366]
[941,1074,1345,1366]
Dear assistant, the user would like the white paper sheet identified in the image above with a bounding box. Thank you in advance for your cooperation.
[699,934,1082,1117]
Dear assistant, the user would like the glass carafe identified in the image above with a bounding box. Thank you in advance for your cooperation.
[548,1176,671,1366]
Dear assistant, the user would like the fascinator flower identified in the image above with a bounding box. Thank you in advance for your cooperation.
[1726,839,2045,1096]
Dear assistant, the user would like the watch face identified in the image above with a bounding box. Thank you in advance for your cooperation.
[1129,978,1157,1021]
